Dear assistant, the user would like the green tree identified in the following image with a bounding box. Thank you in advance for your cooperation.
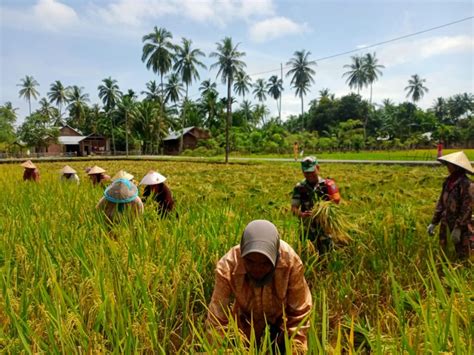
[405,74,428,103]
[233,70,252,100]
[0,102,17,146]
[342,55,366,95]
[117,92,137,156]
[267,75,283,122]
[98,77,122,154]
[47,80,69,120]
[363,52,384,104]
[164,73,184,106]
[210,37,246,163]
[173,38,206,152]
[18,113,59,151]
[66,85,90,131]
[141,27,175,122]
[38,98,58,125]
[17,75,40,115]
[142,80,161,102]
[286,50,316,130]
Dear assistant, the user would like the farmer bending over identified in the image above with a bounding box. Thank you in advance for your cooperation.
[21,160,40,182]
[427,151,473,259]
[140,170,174,216]
[87,165,111,186]
[60,165,80,184]
[207,220,312,353]
[96,178,144,223]
[291,156,340,255]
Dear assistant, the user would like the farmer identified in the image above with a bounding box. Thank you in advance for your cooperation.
[140,170,174,216]
[427,151,473,259]
[21,160,40,182]
[207,220,312,352]
[96,178,144,223]
[291,156,340,255]
[87,165,110,186]
[60,165,80,184]
[293,142,299,161]
[112,170,138,185]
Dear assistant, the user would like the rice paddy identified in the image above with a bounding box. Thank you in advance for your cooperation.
[0,160,472,353]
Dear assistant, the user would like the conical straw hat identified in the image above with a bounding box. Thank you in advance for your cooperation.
[104,178,138,203]
[87,165,106,175]
[140,170,167,185]
[60,165,77,174]
[21,160,37,169]
[112,170,134,181]
[438,151,473,174]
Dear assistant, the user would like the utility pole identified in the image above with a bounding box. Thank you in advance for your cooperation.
[280,63,283,123]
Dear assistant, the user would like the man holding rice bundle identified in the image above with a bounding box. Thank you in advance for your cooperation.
[427,151,473,260]
[291,156,341,255]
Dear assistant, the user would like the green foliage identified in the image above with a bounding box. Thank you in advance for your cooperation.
[0,102,17,145]
[17,113,59,149]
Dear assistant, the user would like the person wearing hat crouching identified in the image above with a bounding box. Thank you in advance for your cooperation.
[87,165,111,186]
[140,170,174,216]
[207,220,312,353]
[96,178,144,223]
[60,165,80,184]
[21,160,40,182]
[291,156,341,255]
[427,151,473,259]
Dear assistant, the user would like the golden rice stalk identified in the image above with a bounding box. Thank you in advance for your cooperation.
[310,201,353,244]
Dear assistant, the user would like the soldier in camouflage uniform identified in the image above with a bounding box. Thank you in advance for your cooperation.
[291,156,334,254]
[427,151,473,259]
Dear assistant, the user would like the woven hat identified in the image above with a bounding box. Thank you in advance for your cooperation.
[140,170,167,185]
[87,165,106,175]
[112,170,134,181]
[301,156,318,172]
[60,165,77,174]
[21,160,37,169]
[104,178,138,203]
[438,151,473,174]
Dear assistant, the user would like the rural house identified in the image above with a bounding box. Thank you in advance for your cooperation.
[163,126,210,155]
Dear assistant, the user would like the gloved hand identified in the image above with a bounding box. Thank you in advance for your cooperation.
[451,228,461,244]
[427,224,436,236]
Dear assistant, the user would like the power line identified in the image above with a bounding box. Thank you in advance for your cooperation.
[247,16,474,78]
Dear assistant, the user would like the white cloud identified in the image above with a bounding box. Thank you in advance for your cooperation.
[377,35,473,67]
[1,0,79,32]
[249,17,309,43]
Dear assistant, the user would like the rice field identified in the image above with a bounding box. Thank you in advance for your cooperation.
[1,160,472,353]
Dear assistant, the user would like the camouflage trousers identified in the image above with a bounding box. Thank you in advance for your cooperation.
[439,223,472,259]
[301,222,334,255]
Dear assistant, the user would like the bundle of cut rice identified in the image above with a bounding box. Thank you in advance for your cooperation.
[310,200,353,244]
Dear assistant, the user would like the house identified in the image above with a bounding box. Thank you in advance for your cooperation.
[163,126,211,155]
[46,125,110,156]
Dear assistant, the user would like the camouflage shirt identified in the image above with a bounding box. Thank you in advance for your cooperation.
[291,177,329,212]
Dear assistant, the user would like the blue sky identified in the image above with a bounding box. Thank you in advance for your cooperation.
[1,0,473,124]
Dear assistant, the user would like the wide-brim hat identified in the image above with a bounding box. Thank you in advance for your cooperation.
[301,156,318,172]
[21,160,37,169]
[112,170,134,181]
[438,151,473,174]
[87,165,106,175]
[60,165,77,174]
[140,170,167,185]
[104,178,138,203]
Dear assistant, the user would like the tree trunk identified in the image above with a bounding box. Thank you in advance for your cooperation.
[160,73,164,155]
[125,111,129,156]
[180,85,188,154]
[301,95,304,131]
[28,99,31,116]
[110,111,116,155]
[225,79,231,164]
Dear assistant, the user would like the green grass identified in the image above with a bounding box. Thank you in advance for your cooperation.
[0,160,472,353]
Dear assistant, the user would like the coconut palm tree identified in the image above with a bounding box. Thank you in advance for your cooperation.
[199,79,217,97]
[117,92,137,156]
[343,55,366,95]
[233,70,252,100]
[363,52,384,104]
[98,77,122,154]
[47,80,69,119]
[210,37,246,163]
[173,38,206,152]
[66,85,90,130]
[267,75,284,122]
[17,75,40,115]
[405,74,428,103]
[38,98,57,125]
[141,27,175,121]
[142,80,160,102]
[252,78,267,103]
[164,73,184,106]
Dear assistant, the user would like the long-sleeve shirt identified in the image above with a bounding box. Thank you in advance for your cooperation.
[142,184,174,214]
[207,240,312,349]
[431,172,472,230]
[23,169,40,182]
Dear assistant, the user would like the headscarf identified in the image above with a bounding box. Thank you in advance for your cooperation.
[240,220,280,287]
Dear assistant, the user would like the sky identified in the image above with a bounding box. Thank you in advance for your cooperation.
[1,0,473,125]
